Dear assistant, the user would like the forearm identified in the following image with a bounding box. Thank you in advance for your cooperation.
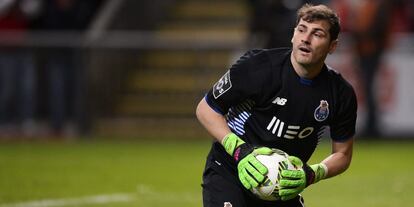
[321,152,351,178]
[279,137,353,201]
[197,97,273,190]
[320,138,353,178]
[196,97,231,143]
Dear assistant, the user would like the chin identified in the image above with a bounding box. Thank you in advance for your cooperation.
[296,58,312,65]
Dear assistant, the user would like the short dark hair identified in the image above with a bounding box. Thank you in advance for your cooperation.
[296,4,341,41]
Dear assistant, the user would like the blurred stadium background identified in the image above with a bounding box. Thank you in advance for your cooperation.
[0,0,413,206]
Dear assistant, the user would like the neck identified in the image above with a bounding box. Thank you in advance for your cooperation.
[290,54,324,79]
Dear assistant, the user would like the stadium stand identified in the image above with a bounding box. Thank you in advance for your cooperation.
[95,0,249,138]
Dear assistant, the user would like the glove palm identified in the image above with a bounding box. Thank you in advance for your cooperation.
[222,133,272,189]
[279,156,327,201]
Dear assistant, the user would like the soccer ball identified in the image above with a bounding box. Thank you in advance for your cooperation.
[250,149,295,201]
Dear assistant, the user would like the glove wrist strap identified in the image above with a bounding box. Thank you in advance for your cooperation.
[221,133,245,156]
[303,164,316,186]
[304,163,328,186]
[233,143,253,162]
[311,163,328,184]
[221,133,253,162]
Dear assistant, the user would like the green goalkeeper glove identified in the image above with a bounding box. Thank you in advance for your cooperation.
[279,156,327,201]
[222,133,273,190]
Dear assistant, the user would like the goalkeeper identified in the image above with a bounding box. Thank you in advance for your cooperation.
[196,3,357,207]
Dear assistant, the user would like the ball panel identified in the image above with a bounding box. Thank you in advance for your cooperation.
[250,149,294,201]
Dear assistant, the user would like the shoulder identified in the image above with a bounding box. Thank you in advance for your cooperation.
[265,47,292,60]
[229,48,291,82]
[232,48,290,78]
[325,65,357,112]
[325,65,355,94]
[239,48,290,65]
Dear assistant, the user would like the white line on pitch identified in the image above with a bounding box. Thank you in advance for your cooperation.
[136,184,199,203]
[0,193,135,207]
[0,184,199,207]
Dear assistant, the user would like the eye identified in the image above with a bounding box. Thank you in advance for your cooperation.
[296,27,306,33]
[313,32,325,38]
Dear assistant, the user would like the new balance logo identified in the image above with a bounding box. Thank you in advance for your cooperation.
[272,97,287,105]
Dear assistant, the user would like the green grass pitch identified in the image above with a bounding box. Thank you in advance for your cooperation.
[0,138,413,207]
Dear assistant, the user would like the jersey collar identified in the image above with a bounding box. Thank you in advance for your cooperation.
[289,60,329,86]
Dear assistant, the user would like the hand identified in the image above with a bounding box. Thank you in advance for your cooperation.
[279,156,327,201]
[222,133,273,189]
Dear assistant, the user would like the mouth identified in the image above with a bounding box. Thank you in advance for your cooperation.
[298,46,311,54]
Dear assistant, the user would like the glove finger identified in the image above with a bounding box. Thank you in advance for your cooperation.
[281,169,304,179]
[279,178,305,188]
[248,156,268,175]
[244,171,260,188]
[239,165,260,188]
[254,147,273,155]
[279,187,302,197]
[244,162,265,184]
[288,156,303,168]
[238,171,252,189]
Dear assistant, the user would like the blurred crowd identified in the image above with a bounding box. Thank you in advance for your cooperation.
[0,0,102,139]
[246,0,414,137]
[246,0,414,48]
[1,0,413,139]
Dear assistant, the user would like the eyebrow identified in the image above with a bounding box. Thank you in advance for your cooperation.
[297,24,327,34]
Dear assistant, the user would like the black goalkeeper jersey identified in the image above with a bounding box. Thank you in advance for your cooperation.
[204,48,357,180]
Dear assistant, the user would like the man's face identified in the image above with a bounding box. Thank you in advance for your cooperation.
[291,18,337,67]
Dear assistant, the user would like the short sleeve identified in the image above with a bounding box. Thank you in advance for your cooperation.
[205,50,270,114]
[330,82,358,141]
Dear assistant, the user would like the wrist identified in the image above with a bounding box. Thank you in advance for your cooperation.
[310,163,328,183]
[302,164,315,186]
[221,133,248,160]
[303,162,328,186]
[221,133,245,155]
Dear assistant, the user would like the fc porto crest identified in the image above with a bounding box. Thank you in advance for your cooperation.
[314,100,329,122]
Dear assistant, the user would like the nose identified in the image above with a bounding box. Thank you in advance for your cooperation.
[301,33,311,44]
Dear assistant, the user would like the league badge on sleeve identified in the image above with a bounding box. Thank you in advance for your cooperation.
[314,100,329,122]
[213,71,232,99]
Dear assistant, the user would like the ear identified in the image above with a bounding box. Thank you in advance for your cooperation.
[328,40,338,54]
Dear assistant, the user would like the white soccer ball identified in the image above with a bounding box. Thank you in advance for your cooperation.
[250,149,295,201]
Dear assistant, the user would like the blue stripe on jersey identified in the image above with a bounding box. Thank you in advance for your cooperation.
[317,126,328,144]
[226,100,255,136]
